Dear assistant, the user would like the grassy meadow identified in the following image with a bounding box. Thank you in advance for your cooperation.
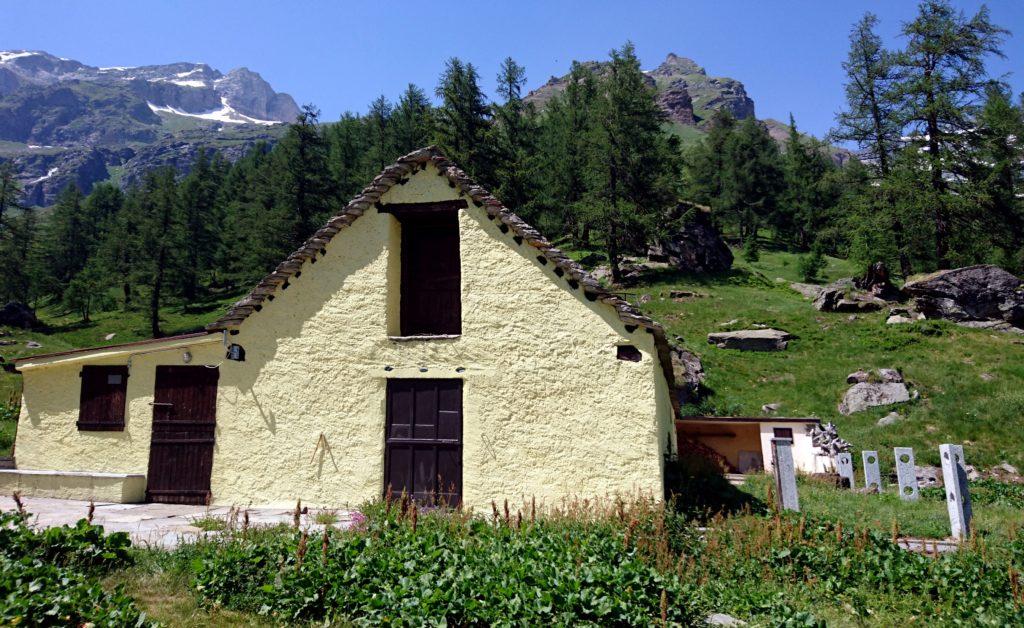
[618,245,1024,470]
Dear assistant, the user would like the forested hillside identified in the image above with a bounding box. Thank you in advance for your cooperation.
[0,1,1020,344]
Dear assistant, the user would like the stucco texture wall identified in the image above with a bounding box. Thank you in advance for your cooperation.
[16,164,674,509]
[759,423,824,474]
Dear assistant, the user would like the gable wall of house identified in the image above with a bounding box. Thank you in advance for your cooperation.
[15,164,674,508]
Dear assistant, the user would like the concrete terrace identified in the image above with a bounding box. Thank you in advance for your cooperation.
[0,495,355,548]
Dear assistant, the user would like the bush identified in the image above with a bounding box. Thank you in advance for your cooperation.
[0,510,149,626]
[797,249,826,281]
[183,502,707,625]
[0,511,133,571]
[0,555,149,627]
[742,237,760,262]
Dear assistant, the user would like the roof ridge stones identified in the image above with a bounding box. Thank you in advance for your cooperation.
[206,146,680,414]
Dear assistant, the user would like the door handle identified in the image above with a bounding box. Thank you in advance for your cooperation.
[149,402,173,407]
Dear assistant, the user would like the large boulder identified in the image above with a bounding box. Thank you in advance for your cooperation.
[813,278,887,312]
[707,328,792,351]
[0,301,40,329]
[648,205,733,273]
[854,261,902,302]
[902,265,1024,327]
[838,382,911,415]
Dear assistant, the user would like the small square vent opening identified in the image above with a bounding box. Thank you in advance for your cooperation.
[616,345,642,362]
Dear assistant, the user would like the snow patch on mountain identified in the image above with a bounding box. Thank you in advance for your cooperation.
[0,51,39,63]
[147,98,279,125]
[29,167,59,185]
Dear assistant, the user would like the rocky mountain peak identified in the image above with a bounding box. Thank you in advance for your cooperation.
[0,50,299,205]
[651,53,705,77]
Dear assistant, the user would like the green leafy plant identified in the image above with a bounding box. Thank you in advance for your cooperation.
[742,237,760,262]
[797,248,826,282]
[0,510,150,626]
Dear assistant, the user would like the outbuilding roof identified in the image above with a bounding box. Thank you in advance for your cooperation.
[207,146,680,413]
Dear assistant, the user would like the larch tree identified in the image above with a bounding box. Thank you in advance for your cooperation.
[434,57,496,188]
[393,83,433,155]
[782,114,837,249]
[969,85,1024,271]
[136,169,184,337]
[832,12,902,177]
[584,42,678,284]
[894,0,1007,266]
[493,57,538,214]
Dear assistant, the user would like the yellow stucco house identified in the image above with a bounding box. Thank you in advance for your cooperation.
[5,147,680,509]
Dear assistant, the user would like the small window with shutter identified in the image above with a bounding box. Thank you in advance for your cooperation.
[77,365,129,431]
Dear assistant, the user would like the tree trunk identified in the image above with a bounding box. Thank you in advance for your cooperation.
[607,222,621,285]
[924,77,948,267]
[151,257,164,338]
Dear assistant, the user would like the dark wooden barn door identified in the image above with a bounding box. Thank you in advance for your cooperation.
[385,379,462,506]
[146,365,220,504]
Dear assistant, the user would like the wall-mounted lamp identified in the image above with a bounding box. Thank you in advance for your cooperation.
[226,344,246,361]
[182,350,192,364]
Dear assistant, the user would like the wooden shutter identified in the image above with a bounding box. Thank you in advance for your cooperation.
[399,211,462,335]
[77,365,129,431]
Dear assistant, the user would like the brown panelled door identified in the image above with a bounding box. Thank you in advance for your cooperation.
[146,365,220,504]
[385,379,462,506]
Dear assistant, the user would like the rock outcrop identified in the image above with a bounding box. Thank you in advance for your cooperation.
[838,369,913,415]
[839,383,911,415]
[902,265,1024,328]
[707,328,792,351]
[0,301,40,329]
[855,261,902,302]
[669,341,705,404]
[812,276,894,313]
[648,205,733,273]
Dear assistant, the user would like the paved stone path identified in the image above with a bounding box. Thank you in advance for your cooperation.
[0,496,354,548]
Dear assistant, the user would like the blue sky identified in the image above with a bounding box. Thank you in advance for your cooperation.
[2,1,1021,138]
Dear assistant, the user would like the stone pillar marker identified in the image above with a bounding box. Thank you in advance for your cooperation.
[939,444,973,539]
[771,438,800,512]
[894,447,919,501]
[835,452,855,489]
[862,451,882,492]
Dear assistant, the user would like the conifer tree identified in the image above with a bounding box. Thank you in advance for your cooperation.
[493,57,538,213]
[36,184,90,299]
[719,117,783,242]
[832,12,902,177]
[270,104,336,257]
[970,86,1024,271]
[0,166,35,304]
[135,169,184,337]
[583,43,678,283]
[782,115,837,248]
[434,58,496,187]
[894,0,1007,265]
[366,95,396,171]
[177,149,223,299]
[327,115,371,201]
[535,62,599,240]
[393,84,433,154]
[94,187,140,310]
[686,109,736,208]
